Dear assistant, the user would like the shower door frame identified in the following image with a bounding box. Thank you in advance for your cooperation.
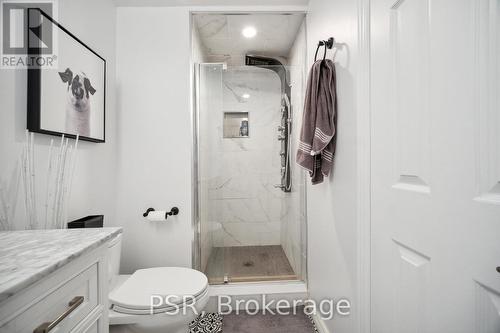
[192,61,309,284]
[192,62,201,272]
[190,10,309,285]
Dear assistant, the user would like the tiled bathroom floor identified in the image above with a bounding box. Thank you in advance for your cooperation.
[205,245,297,284]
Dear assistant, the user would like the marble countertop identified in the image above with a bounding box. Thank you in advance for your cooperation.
[0,227,122,303]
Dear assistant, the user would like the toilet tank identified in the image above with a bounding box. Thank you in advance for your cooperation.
[107,233,122,289]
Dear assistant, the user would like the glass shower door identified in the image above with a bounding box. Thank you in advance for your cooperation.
[196,63,227,284]
[195,63,306,284]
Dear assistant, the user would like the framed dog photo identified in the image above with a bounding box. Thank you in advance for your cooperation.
[27,9,106,143]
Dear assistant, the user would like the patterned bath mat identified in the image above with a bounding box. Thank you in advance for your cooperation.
[189,312,223,333]
[307,314,320,333]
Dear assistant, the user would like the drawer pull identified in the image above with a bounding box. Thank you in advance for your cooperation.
[33,296,84,333]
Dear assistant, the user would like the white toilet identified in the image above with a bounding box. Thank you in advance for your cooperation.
[107,234,209,333]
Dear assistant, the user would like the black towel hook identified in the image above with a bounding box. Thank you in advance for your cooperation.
[314,37,335,62]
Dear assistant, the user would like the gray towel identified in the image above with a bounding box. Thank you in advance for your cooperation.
[296,59,337,184]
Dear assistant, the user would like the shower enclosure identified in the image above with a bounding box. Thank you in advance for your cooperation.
[193,60,307,284]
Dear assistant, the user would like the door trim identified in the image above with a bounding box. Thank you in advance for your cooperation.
[356,0,372,332]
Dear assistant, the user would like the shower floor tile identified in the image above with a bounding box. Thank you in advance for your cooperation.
[205,245,297,284]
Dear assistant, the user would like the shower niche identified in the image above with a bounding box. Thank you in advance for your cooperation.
[192,12,307,284]
[223,112,249,138]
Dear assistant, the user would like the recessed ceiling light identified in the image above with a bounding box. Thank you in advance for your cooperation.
[242,93,250,99]
[242,26,257,38]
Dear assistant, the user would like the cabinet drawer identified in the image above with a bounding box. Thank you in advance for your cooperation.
[80,320,98,333]
[0,263,98,333]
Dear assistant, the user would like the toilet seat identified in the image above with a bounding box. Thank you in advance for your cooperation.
[109,267,209,315]
[111,287,209,315]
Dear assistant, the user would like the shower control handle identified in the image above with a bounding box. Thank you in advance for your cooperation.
[278,135,285,141]
[274,184,285,189]
[277,125,285,132]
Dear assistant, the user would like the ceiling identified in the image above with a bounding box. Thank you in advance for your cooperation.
[193,13,306,65]
[114,0,309,6]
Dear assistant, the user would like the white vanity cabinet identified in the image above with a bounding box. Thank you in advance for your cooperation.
[0,228,121,333]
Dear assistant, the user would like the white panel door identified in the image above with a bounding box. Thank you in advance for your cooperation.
[370,0,500,332]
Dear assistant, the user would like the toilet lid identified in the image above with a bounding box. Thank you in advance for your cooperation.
[109,267,208,311]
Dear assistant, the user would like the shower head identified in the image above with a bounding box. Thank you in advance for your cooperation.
[245,55,284,67]
[245,55,290,96]
[245,55,286,80]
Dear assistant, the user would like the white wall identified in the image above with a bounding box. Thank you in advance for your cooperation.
[114,7,193,273]
[306,0,361,332]
[0,0,117,231]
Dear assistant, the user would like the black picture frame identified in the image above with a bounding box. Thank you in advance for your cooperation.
[27,8,106,143]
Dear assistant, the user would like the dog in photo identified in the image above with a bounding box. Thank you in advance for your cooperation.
[58,68,96,137]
